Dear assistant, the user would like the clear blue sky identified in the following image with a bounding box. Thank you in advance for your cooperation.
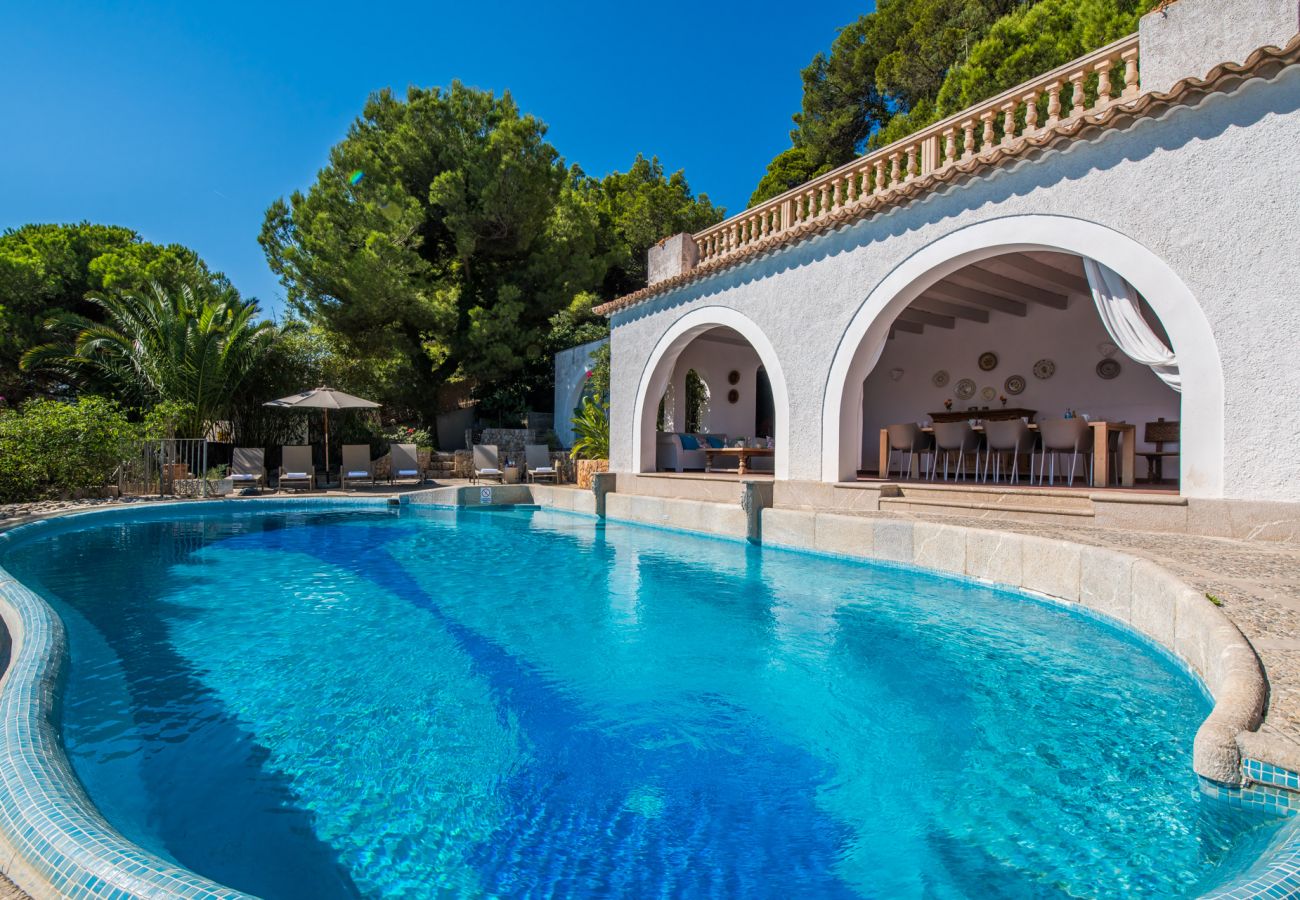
[1,1,869,316]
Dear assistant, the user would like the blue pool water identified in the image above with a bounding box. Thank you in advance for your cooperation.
[0,503,1284,897]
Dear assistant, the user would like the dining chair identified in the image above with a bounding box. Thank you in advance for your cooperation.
[886,423,933,480]
[981,419,1035,484]
[929,422,982,481]
[1036,418,1093,486]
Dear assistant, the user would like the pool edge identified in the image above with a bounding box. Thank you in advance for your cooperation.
[0,494,1292,898]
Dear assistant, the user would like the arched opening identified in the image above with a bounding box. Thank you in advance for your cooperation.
[683,369,710,434]
[822,216,1224,496]
[633,307,790,478]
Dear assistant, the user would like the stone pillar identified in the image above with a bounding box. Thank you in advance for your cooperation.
[647,233,700,286]
[740,478,774,545]
[1139,0,1299,94]
[591,471,617,518]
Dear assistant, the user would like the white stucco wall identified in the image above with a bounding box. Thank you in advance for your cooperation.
[609,62,1300,501]
[861,297,1180,473]
[553,337,608,448]
[1139,0,1300,94]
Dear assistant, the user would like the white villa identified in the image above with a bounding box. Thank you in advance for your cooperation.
[593,0,1300,542]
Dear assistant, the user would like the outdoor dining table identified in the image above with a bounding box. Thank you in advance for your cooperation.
[877,420,1136,487]
[704,446,775,475]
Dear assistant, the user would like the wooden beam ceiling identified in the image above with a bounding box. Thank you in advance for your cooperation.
[897,308,956,329]
[888,251,1111,340]
[910,297,990,323]
[922,282,1028,317]
[986,254,1089,296]
[948,266,1069,309]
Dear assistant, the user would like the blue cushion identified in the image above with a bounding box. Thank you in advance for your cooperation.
[679,434,699,450]
[705,435,725,449]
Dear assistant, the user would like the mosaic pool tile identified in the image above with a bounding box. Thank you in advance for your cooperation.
[0,497,1295,897]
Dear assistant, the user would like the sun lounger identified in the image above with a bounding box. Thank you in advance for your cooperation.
[278,445,316,491]
[525,444,559,483]
[472,444,503,483]
[341,444,374,489]
[390,443,424,484]
[229,447,267,493]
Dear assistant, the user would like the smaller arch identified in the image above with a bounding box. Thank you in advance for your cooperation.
[633,307,791,479]
[683,368,710,434]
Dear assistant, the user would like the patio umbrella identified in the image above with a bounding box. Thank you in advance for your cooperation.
[263,387,380,482]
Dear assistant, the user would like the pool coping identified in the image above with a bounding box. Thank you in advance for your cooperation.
[0,495,1291,897]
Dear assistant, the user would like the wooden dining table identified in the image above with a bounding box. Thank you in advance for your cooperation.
[877,421,1136,487]
[704,446,774,475]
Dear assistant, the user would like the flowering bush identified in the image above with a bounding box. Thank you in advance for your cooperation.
[379,424,433,449]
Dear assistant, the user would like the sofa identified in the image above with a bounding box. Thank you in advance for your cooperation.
[656,432,728,472]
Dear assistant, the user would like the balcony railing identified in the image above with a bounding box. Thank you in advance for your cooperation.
[693,34,1141,265]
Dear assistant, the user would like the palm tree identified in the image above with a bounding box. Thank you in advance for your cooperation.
[22,281,283,437]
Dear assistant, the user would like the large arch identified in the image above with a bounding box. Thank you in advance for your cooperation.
[633,307,791,479]
[820,215,1225,496]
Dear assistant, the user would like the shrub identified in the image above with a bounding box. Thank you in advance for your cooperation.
[0,397,139,502]
[570,394,609,461]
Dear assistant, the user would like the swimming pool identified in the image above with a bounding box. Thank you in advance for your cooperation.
[0,501,1286,897]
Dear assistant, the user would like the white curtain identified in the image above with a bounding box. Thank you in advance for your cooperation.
[1083,258,1181,393]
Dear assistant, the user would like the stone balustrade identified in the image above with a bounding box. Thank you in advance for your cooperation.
[692,34,1141,266]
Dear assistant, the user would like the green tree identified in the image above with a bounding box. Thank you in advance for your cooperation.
[749,0,1153,203]
[750,147,825,207]
[584,154,723,299]
[0,223,228,398]
[21,282,284,437]
[933,0,1152,114]
[261,82,604,427]
[262,85,720,428]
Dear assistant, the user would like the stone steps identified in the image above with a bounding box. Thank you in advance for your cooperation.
[876,481,1096,524]
[878,497,1096,523]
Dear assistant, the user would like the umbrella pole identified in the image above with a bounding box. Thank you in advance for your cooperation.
[324,408,330,488]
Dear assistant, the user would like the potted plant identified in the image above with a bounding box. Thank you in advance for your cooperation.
[207,464,234,496]
[570,394,609,489]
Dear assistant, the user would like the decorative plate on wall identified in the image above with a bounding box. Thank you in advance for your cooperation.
[978,351,998,371]
[1004,374,1026,395]
[727,370,741,385]
[980,386,997,401]
[932,369,950,387]
[727,388,740,403]
[1033,358,1056,380]
[954,378,977,400]
[1096,358,1122,380]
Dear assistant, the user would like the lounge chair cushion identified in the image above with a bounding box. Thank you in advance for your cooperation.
[533,466,556,474]
[397,469,419,476]
[284,471,309,479]
[478,467,502,475]
[346,470,369,478]
[230,473,257,482]
[679,434,699,450]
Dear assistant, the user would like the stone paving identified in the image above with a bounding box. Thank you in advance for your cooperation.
[868,508,1300,753]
